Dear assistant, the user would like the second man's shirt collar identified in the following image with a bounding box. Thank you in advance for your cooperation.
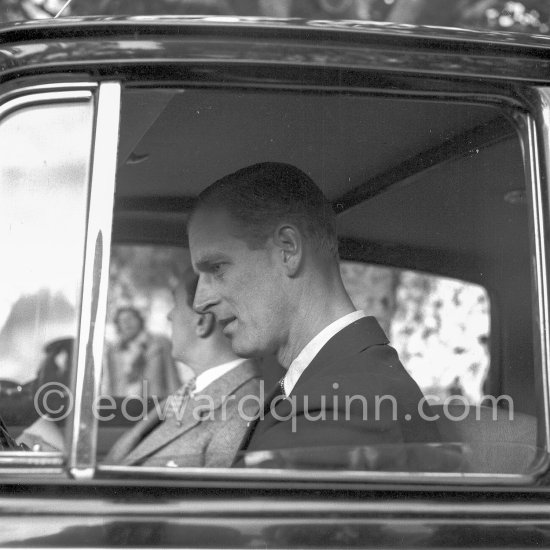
[193,358,247,394]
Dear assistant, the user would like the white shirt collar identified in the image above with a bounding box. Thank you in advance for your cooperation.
[193,358,247,394]
[282,310,366,396]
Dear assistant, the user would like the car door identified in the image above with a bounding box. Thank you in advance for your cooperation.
[2,18,550,549]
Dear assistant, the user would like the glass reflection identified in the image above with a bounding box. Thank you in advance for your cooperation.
[0,102,93,390]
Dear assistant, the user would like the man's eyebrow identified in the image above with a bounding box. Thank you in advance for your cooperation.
[194,254,229,271]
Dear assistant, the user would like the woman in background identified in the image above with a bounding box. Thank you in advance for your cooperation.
[102,306,180,397]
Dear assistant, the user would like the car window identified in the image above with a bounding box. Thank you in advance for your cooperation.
[0,95,94,451]
[103,254,491,404]
[89,83,543,481]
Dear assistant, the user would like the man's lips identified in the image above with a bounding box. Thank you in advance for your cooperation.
[220,316,237,334]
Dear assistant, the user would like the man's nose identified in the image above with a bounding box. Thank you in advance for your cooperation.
[193,276,219,313]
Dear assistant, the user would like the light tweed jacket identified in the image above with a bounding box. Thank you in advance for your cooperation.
[104,360,261,468]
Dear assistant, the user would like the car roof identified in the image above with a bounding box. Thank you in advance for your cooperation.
[1,16,550,89]
[2,15,550,52]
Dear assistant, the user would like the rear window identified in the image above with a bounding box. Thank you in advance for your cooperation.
[341,262,490,404]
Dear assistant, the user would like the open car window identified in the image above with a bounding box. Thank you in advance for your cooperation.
[87,83,544,482]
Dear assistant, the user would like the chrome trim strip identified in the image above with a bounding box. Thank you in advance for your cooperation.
[0,452,63,467]
[527,91,550,455]
[0,468,65,477]
[0,90,92,120]
[97,464,537,486]
[0,81,97,103]
[6,494,550,516]
[69,82,121,479]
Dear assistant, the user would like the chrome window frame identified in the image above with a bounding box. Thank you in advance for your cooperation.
[526,89,550,455]
[68,82,121,480]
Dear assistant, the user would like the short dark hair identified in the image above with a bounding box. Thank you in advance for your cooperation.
[192,162,338,258]
[114,306,145,332]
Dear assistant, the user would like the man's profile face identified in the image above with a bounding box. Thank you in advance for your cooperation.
[189,207,287,358]
[167,282,197,362]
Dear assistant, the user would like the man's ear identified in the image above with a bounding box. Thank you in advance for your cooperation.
[196,312,216,338]
[273,224,302,277]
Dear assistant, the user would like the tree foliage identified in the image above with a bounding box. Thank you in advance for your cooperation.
[3,0,550,34]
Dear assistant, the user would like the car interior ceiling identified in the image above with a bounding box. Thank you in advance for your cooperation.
[112,86,534,418]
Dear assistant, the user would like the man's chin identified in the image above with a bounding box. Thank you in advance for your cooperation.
[230,338,260,359]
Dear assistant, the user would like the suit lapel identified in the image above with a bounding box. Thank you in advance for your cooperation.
[234,380,282,458]
[290,316,388,396]
[122,359,260,466]
[122,393,200,466]
[104,404,162,464]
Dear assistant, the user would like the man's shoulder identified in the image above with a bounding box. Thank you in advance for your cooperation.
[206,359,262,398]
[316,329,400,371]
[308,315,390,365]
[297,339,418,399]
[227,360,262,393]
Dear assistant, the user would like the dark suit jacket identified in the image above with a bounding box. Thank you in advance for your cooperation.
[237,316,440,462]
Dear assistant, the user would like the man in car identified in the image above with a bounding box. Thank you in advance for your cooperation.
[188,162,440,462]
[103,267,262,467]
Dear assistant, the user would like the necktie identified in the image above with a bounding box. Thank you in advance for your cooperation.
[238,377,286,455]
[167,378,196,426]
